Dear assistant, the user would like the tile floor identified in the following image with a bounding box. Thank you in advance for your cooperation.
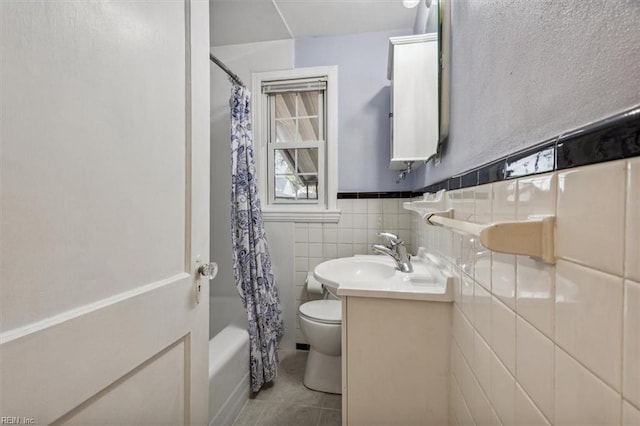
[232,350,342,426]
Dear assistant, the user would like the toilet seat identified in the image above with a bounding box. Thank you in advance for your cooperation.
[299,300,341,324]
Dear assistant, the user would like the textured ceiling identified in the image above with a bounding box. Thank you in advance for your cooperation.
[209,0,417,47]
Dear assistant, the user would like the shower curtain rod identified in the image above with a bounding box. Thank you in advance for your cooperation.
[209,53,244,86]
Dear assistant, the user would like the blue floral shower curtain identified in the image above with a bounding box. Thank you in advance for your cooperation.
[229,83,284,392]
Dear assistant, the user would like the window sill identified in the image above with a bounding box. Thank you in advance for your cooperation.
[261,208,341,223]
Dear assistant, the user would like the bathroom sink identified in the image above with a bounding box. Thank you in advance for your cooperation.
[314,256,396,295]
[313,252,453,302]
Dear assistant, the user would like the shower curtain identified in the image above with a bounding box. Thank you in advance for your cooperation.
[229,83,284,392]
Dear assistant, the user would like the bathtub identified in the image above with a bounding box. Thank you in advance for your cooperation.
[209,296,249,426]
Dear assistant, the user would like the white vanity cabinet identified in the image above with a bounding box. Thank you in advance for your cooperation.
[388,33,439,170]
[341,296,451,425]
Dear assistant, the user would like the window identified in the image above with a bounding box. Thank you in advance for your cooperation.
[253,67,339,222]
[268,87,324,203]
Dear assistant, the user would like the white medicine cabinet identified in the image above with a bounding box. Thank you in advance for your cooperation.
[387,33,439,170]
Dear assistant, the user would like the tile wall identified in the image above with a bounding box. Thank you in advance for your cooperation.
[412,158,640,425]
[293,198,413,344]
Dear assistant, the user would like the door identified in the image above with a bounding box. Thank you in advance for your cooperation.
[0,1,210,424]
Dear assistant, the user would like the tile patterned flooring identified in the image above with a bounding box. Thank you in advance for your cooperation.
[232,350,342,426]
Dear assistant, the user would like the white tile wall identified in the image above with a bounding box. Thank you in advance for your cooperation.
[459,343,476,410]
[461,274,475,323]
[293,197,413,343]
[515,383,550,426]
[492,181,517,310]
[491,295,516,376]
[413,158,639,425]
[473,283,491,342]
[516,256,555,339]
[472,376,492,426]
[516,316,554,421]
[556,160,626,276]
[474,331,492,398]
[451,373,475,426]
[625,279,640,408]
[491,351,516,426]
[516,174,557,339]
[454,304,475,365]
[555,259,623,391]
[474,184,493,293]
[623,400,640,425]
[627,159,640,283]
[554,347,621,426]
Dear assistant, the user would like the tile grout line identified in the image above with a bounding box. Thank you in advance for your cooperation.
[255,399,267,426]
[556,257,624,280]
[513,354,554,425]
[625,395,640,413]
[553,168,560,426]
[553,342,623,401]
[620,159,629,423]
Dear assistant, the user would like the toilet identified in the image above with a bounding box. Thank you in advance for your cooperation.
[298,298,342,394]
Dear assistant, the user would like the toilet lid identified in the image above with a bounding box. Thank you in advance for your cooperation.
[299,300,341,324]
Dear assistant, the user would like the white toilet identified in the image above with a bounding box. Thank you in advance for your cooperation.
[298,298,342,394]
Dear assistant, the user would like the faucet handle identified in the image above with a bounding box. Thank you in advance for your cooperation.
[378,231,402,245]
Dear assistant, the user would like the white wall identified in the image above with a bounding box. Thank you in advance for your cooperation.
[209,39,295,347]
[415,0,640,188]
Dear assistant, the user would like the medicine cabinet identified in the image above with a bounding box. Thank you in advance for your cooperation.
[387,33,439,170]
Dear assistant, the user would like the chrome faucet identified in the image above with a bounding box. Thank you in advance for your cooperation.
[371,232,413,273]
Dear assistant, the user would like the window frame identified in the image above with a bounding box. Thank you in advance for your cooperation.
[252,66,339,223]
[267,89,324,205]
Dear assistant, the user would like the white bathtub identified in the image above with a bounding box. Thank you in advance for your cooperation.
[209,296,250,426]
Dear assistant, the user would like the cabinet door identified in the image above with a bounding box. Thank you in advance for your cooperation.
[344,297,451,425]
[390,36,439,169]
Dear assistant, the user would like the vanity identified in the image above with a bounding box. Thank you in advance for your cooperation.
[314,253,453,425]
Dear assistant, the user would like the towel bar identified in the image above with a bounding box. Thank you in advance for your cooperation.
[424,209,556,264]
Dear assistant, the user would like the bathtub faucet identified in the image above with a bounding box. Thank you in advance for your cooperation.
[371,232,413,273]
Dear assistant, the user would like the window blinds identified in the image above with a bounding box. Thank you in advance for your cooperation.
[261,77,327,94]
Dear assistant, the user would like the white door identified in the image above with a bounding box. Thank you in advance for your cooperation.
[0,1,210,424]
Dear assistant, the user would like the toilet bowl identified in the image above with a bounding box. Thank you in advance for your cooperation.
[298,299,342,394]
